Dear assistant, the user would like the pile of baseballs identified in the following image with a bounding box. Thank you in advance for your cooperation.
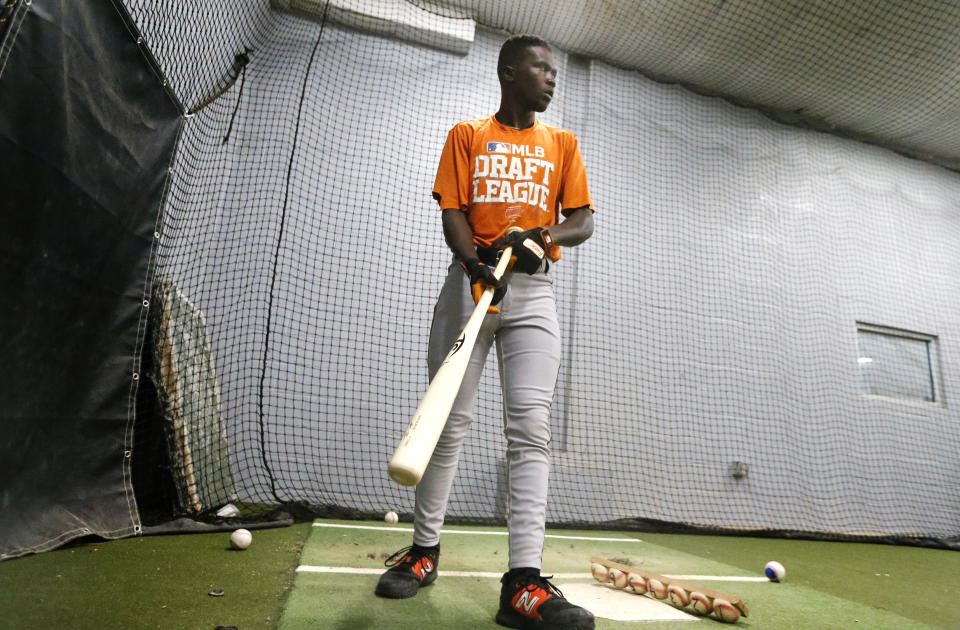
[590,562,743,623]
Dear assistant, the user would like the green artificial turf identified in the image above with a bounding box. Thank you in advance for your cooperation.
[3,520,957,630]
[646,533,960,630]
[280,521,944,630]
[0,522,312,630]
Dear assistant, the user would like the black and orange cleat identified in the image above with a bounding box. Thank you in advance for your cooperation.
[374,544,440,599]
[496,568,595,630]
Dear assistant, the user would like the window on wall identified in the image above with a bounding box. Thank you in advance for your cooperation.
[856,323,943,404]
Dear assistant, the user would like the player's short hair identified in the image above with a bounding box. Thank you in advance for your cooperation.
[497,34,551,82]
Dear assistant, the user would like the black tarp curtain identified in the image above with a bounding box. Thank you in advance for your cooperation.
[0,0,181,559]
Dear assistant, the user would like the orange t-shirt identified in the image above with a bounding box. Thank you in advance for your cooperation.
[432,115,593,260]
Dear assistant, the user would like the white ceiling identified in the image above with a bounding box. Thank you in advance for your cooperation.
[423,0,960,171]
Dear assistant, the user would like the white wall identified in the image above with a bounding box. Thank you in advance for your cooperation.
[155,13,960,538]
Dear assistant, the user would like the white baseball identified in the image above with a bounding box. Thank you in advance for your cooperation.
[608,568,628,588]
[713,598,740,623]
[667,584,690,607]
[765,560,785,581]
[591,562,610,582]
[690,592,713,615]
[647,577,667,599]
[230,528,252,550]
[384,511,399,524]
[627,572,647,594]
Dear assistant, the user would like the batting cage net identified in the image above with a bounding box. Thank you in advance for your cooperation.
[123,0,960,546]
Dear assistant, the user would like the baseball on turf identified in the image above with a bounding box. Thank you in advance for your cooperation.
[647,577,667,599]
[765,560,785,581]
[384,511,399,524]
[608,568,628,588]
[713,598,740,623]
[591,563,610,582]
[667,584,690,607]
[627,572,647,594]
[690,592,713,615]
[230,528,252,550]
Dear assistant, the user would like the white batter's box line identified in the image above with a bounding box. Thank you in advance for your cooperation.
[297,566,585,578]
[312,522,642,543]
[296,565,770,582]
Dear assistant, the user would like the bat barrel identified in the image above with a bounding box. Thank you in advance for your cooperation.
[387,462,421,486]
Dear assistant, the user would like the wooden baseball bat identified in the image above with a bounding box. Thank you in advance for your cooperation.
[388,227,522,486]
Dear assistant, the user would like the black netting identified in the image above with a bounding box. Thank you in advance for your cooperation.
[123,0,960,546]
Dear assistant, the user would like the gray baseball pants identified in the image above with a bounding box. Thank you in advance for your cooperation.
[412,259,561,570]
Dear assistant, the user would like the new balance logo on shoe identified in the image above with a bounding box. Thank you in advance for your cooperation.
[414,558,434,579]
[513,585,549,618]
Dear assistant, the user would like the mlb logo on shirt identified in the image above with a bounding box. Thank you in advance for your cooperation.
[487,141,512,154]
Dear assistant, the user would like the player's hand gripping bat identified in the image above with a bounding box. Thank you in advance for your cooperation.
[388,226,522,486]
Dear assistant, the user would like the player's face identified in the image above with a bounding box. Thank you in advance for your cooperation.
[509,45,557,112]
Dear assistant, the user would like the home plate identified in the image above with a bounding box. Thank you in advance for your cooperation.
[559,583,699,622]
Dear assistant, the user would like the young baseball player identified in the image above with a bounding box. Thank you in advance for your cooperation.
[376,34,595,630]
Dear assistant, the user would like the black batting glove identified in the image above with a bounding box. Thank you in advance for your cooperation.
[463,257,506,312]
[493,227,554,275]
